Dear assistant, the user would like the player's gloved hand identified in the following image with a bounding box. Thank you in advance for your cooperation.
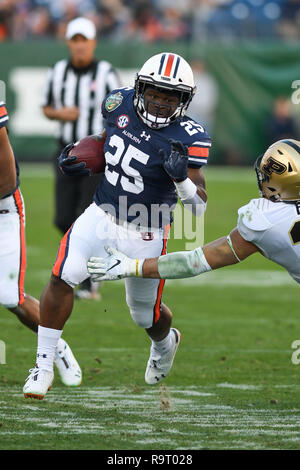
[160,139,189,182]
[87,246,143,281]
[57,143,91,176]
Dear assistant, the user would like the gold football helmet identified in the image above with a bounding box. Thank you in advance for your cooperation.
[254,139,300,201]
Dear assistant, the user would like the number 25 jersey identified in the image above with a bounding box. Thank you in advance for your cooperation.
[94,87,211,228]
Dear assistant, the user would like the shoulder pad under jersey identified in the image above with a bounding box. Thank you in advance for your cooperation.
[237,198,273,242]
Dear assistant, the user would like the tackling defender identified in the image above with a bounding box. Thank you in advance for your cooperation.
[0,102,82,393]
[87,139,300,295]
[23,52,211,399]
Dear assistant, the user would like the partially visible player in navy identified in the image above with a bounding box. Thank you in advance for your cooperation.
[24,53,212,398]
[0,102,82,392]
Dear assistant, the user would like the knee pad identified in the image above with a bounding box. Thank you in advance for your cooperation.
[126,297,154,329]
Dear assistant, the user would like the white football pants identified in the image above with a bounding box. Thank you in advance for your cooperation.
[52,203,170,328]
[0,188,26,308]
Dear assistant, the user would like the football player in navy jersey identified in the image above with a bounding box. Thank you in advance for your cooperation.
[23,53,212,399]
[0,102,82,390]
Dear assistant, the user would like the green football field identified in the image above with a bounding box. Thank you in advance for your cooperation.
[1,164,300,451]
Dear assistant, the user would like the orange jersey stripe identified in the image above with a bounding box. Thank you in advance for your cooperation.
[164,54,175,77]
[52,226,72,277]
[153,224,170,323]
[14,189,26,305]
[188,146,209,158]
[0,105,7,118]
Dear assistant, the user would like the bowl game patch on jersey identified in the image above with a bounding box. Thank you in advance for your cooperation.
[105,92,123,112]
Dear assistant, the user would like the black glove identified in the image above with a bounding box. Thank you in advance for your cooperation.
[160,139,189,182]
[57,143,91,176]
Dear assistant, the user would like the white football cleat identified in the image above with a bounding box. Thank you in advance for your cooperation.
[54,339,82,386]
[145,328,181,385]
[23,366,54,400]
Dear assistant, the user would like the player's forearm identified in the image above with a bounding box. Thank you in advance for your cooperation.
[141,247,212,279]
[203,230,259,267]
[175,178,207,216]
[0,129,17,197]
[43,106,78,122]
[0,179,16,198]
[142,234,251,280]
[43,106,61,120]
[141,258,160,278]
[202,236,240,268]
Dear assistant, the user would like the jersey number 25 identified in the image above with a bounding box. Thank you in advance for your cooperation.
[105,135,149,194]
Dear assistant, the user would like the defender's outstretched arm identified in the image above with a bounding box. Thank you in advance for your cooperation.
[87,229,259,281]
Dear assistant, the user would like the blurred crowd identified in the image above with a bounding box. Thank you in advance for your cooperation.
[1,0,300,42]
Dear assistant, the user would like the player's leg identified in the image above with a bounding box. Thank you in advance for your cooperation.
[24,226,87,399]
[0,189,82,388]
[23,203,112,398]
[74,173,104,300]
[0,189,27,313]
[145,302,172,341]
[122,227,180,385]
[54,154,98,299]
[125,276,180,385]
[9,295,39,332]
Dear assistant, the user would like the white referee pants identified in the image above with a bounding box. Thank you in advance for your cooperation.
[52,203,170,329]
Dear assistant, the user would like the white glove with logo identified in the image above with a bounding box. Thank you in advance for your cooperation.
[87,246,144,281]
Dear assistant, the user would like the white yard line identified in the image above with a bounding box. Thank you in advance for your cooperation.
[1,386,300,449]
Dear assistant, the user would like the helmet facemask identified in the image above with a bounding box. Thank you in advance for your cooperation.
[134,78,193,129]
[254,155,275,200]
[133,53,196,129]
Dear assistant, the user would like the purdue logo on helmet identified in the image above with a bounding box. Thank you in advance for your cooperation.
[262,157,287,176]
[133,52,196,129]
[254,139,300,202]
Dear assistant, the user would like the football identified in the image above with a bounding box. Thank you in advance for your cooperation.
[68,134,106,175]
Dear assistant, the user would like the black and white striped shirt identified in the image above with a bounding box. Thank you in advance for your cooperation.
[41,59,120,145]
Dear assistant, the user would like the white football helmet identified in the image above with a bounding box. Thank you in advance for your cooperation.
[134,52,196,129]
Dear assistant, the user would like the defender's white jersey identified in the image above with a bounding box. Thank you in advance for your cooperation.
[237,198,300,284]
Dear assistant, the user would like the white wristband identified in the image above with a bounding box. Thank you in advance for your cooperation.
[175,178,197,200]
[175,178,206,216]
[134,258,145,277]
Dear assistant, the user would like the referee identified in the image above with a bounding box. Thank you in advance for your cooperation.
[42,17,121,300]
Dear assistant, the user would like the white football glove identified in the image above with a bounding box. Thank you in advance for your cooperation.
[87,246,144,281]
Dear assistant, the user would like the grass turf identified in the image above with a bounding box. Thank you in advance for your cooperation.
[0,164,300,450]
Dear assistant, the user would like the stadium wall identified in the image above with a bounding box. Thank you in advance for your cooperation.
[1,40,300,164]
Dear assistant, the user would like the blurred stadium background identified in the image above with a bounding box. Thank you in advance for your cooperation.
[2,0,300,451]
[1,0,300,165]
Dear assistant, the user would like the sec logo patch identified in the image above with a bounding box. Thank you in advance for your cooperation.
[117,114,130,129]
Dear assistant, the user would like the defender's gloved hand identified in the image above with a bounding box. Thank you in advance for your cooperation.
[87,246,144,281]
[160,139,189,182]
[57,143,91,176]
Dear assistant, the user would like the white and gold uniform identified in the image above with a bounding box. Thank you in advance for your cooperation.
[238,198,300,284]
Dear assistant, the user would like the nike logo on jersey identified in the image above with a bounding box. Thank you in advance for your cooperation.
[107,259,121,271]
